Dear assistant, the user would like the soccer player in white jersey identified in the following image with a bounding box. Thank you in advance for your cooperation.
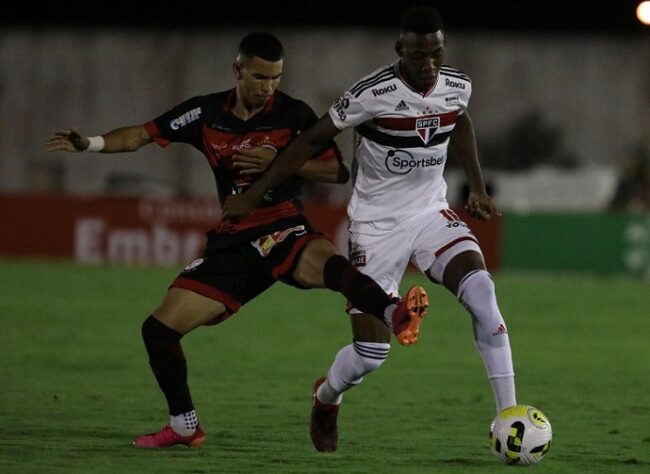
[224,6,517,452]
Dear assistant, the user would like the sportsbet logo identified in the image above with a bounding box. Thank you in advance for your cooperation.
[385,149,445,175]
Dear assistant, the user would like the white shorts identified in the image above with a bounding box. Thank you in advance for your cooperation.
[348,208,482,312]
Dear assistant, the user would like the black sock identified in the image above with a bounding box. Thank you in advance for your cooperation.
[323,255,394,320]
[141,316,194,416]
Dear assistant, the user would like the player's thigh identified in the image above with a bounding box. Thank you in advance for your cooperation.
[153,288,227,335]
[350,313,391,343]
[411,209,483,286]
[442,250,486,295]
[291,237,339,288]
[349,229,412,298]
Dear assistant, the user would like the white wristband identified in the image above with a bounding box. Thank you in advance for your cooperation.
[85,136,105,152]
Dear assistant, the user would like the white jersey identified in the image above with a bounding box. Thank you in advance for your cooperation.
[329,62,471,234]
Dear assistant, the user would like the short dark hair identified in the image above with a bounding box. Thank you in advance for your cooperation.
[400,6,444,34]
[238,32,284,62]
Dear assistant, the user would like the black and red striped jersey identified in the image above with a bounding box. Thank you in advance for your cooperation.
[145,88,341,235]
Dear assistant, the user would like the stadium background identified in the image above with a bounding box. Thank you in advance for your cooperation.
[2,2,650,473]
[2,0,649,276]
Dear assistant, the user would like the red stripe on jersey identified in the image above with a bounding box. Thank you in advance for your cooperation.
[171,277,242,313]
[144,121,171,148]
[271,233,325,279]
[263,93,276,112]
[202,127,338,168]
[434,236,479,257]
[217,201,301,233]
[203,127,294,168]
[222,88,237,113]
[374,111,458,131]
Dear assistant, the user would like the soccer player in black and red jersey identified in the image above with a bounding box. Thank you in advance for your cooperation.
[46,32,428,448]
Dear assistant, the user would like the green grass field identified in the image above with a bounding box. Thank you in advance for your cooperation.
[1,259,649,473]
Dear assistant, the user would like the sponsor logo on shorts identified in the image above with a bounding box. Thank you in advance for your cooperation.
[183,257,205,272]
[251,225,306,257]
[350,249,366,267]
[385,149,445,175]
[440,209,468,229]
[349,241,367,267]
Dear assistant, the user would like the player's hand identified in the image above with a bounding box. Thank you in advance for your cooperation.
[222,193,256,220]
[465,190,502,221]
[232,145,277,175]
[45,129,89,153]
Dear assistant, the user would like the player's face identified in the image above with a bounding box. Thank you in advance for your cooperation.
[235,56,283,109]
[397,30,445,91]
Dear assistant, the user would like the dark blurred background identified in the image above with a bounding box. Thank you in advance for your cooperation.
[4,0,647,33]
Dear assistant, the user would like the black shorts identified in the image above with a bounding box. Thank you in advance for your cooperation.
[170,215,326,325]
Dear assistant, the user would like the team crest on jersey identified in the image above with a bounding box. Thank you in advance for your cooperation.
[415,117,440,144]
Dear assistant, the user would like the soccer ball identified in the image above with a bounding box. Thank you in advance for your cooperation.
[489,405,552,466]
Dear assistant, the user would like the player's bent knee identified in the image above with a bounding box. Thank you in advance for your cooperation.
[458,269,494,302]
[153,288,228,334]
[439,250,485,294]
[142,315,182,345]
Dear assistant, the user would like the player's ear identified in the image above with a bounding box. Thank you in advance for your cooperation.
[233,62,242,80]
[395,40,403,57]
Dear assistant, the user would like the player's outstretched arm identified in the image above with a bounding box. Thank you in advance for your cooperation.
[45,125,152,154]
[294,153,350,184]
[223,115,342,219]
[450,112,500,220]
[232,145,349,184]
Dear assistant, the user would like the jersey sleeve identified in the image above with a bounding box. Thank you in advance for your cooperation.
[328,91,373,131]
[143,96,205,149]
[457,82,472,116]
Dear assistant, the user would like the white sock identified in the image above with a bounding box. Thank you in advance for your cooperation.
[316,341,390,405]
[457,270,516,412]
[490,376,517,413]
[170,410,198,436]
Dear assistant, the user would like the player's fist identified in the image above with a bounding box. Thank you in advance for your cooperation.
[465,190,501,221]
[45,129,89,153]
[222,193,256,221]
